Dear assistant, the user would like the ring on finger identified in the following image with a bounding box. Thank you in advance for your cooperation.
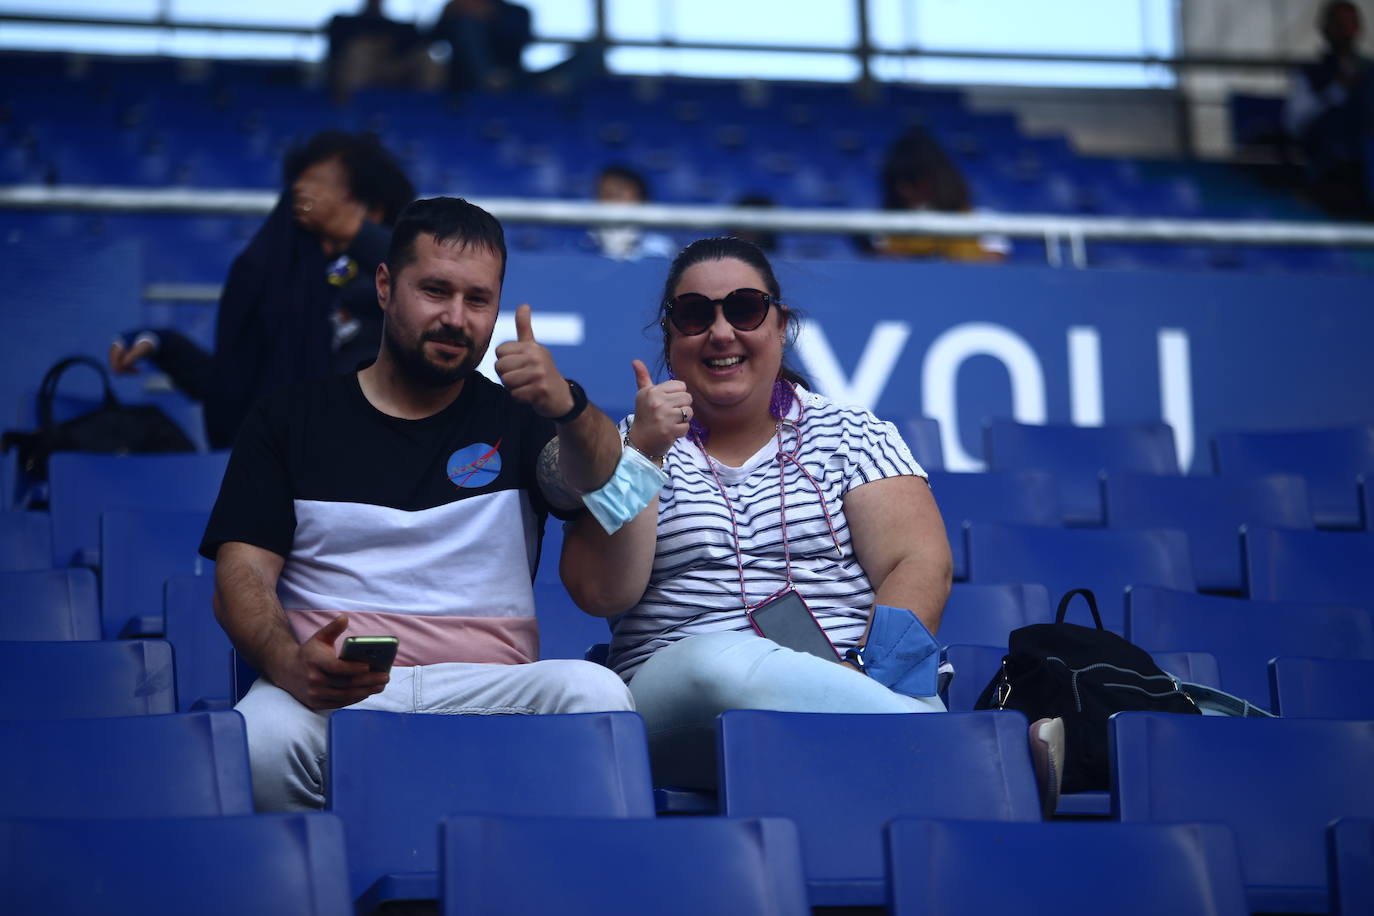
[679,407,689,424]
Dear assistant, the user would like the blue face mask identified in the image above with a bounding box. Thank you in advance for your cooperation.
[855,605,940,698]
[582,445,668,535]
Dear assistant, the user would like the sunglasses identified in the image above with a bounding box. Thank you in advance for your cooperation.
[664,288,777,336]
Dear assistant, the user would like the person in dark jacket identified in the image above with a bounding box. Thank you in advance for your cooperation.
[111,131,415,449]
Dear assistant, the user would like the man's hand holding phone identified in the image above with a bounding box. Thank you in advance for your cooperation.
[273,614,393,711]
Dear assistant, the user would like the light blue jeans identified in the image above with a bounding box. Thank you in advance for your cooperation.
[628,629,945,789]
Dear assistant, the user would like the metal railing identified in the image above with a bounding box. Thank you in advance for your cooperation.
[5,184,1373,278]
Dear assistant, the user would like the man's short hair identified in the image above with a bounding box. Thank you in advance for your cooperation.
[597,164,651,202]
[385,197,508,283]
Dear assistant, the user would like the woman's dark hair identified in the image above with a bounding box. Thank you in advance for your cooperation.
[282,130,417,226]
[880,126,971,213]
[653,236,808,388]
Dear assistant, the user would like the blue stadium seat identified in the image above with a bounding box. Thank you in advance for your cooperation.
[441,815,809,916]
[0,639,176,718]
[1213,426,1374,530]
[0,512,52,572]
[328,710,655,911]
[0,567,100,640]
[0,711,252,817]
[1243,526,1374,606]
[886,819,1249,916]
[984,420,1180,526]
[935,583,1052,648]
[1270,657,1374,719]
[718,710,1040,906]
[940,643,1005,712]
[966,523,1196,633]
[1329,818,1374,916]
[1110,712,1374,914]
[0,813,351,915]
[1151,650,1223,690]
[1126,585,1374,711]
[927,471,1060,579]
[535,581,613,661]
[900,416,945,471]
[47,451,227,568]
[100,508,212,639]
[164,574,232,712]
[1103,472,1313,592]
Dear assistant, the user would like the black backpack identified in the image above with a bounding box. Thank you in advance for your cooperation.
[974,588,1201,793]
[2,356,195,503]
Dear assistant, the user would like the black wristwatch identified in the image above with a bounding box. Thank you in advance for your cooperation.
[549,378,588,424]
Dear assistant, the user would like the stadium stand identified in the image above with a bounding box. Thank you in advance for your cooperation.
[933,582,1053,648]
[1329,818,1374,916]
[1110,712,1374,914]
[0,512,52,573]
[0,639,176,718]
[1242,526,1374,605]
[0,567,100,640]
[1213,426,1374,530]
[441,815,809,916]
[926,470,1060,580]
[886,819,1250,916]
[99,508,212,639]
[163,573,234,712]
[327,709,654,911]
[0,813,352,915]
[1270,657,1374,720]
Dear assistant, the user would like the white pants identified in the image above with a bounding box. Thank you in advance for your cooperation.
[628,630,945,789]
[237,660,635,811]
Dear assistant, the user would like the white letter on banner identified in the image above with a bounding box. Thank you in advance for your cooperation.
[793,318,910,410]
[479,313,585,383]
[1067,326,1104,426]
[922,323,1047,472]
[1158,328,1195,472]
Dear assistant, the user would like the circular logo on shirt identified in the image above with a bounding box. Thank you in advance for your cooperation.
[447,442,502,489]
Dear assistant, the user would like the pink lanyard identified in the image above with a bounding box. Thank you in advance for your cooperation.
[695,407,844,610]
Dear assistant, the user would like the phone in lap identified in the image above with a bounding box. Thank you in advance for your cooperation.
[747,590,842,663]
[339,635,399,673]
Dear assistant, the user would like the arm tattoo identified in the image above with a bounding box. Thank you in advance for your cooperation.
[537,438,584,511]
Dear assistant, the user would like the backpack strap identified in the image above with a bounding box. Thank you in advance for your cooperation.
[1055,588,1105,631]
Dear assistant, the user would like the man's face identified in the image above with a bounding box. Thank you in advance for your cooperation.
[597,174,645,204]
[376,233,503,388]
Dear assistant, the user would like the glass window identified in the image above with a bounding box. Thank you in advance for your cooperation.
[608,46,858,82]
[608,0,855,48]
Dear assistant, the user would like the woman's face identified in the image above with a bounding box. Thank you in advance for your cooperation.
[666,257,785,423]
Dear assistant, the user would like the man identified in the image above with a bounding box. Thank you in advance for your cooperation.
[111,131,417,449]
[200,197,632,811]
[588,164,674,261]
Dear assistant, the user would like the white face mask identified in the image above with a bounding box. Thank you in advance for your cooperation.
[581,445,668,535]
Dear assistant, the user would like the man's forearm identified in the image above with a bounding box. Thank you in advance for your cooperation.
[214,557,297,679]
[555,404,621,492]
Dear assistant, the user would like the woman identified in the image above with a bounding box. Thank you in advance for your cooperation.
[561,237,958,790]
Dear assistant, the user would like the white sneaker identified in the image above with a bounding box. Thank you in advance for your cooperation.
[1028,717,1066,819]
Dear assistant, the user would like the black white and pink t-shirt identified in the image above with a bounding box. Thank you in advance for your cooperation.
[201,371,569,667]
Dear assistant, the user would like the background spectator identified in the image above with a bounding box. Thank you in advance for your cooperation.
[588,164,676,261]
[326,0,440,104]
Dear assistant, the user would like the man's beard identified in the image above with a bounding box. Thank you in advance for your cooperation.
[383,321,483,389]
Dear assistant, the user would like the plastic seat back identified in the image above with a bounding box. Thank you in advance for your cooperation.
[0,512,52,572]
[100,508,211,638]
[164,574,231,711]
[985,420,1180,525]
[1243,527,1374,606]
[936,583,1053,648]
[0,813,351,915]
[1270,657,1374,719]
[1329,818,1374,916]
[900,415,944,472]
[1104,472,1313,592]
[0,639,176,718]
[967,524,1196,633]
[328,710,654,904]
[887,819,1249,916]
[941,644,1005,712]
[0,567,100,639]
[1126,585,1374,711]
[47,451,227,568]
[0,710,252,817]
[927,471,1060,579]
[1111,712,1374,914]
[718,710,1040,907]
[441,815,809,916]
[535,581,613,661]
[1213,426,1374,529]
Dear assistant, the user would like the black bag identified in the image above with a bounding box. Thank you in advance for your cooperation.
[2,356,195,495]
[974,588,1200,793]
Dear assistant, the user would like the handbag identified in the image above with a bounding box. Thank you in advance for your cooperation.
[973,588,1201,793]
[2,356,195,501]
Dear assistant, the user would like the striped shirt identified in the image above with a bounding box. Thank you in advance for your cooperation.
[607,385,927,682]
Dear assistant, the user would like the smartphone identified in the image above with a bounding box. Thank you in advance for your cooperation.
[339,636,399,673]
[747,591,842,663]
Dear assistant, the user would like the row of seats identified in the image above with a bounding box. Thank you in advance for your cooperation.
[2,708,1372,913]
